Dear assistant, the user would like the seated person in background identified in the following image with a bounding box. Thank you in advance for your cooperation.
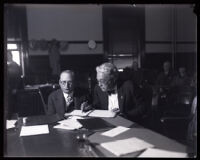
[47,70,90,116]
[155,61,175,94]
[130,56,144,87]
[153,61,176,117]
[91,62,146,123]
[171,67,191,89]
[190,71,197,95]
[119,56,144,87]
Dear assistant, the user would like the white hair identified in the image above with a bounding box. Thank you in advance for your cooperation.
[96,62,118,80]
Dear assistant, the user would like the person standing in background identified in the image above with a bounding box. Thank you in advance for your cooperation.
[7,51,22,119]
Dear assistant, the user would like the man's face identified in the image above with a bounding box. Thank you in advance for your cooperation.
[179,68,186,77]
[163,62,170,72]
[132,59,138,70]
[59,72,74,93]
[97,72,115,92]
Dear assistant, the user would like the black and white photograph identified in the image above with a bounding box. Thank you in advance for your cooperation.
[4,3,197,157]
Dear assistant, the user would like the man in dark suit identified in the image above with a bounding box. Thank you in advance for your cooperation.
[47,70,89,116]
[91,62,146,122]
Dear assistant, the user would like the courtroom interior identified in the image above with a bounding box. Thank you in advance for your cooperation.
[4,4,197,157]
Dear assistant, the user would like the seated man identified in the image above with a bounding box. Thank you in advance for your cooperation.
[47,70,90,116]
[155,61,175,94]
[91,62,146,123]
[171,67,191,89]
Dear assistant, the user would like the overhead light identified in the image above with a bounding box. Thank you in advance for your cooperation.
[7,43,18,50]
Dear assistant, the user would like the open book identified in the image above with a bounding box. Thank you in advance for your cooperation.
[64,109,117,118]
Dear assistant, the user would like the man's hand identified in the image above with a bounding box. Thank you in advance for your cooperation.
[111,108,120,114]
[80,101,92,112]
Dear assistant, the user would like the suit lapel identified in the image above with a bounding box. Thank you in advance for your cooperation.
[104,92,108,109]
[117,84,124,112]
[73,89,79,109]
[57,90,67,113]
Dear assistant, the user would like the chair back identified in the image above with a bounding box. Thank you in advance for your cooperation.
[16,89,46,117]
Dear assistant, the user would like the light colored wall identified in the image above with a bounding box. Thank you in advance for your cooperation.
[145,4,197,53]
[26,4,103,55]
[26,4,196,55]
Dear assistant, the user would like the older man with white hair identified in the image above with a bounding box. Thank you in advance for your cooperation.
[92,62,146,122]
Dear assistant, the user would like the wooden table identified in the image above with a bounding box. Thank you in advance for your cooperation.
[5,114,189,157]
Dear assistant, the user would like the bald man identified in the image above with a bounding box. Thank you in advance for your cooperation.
[47,70,90,116]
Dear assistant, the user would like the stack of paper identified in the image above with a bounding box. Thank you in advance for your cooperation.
[20,125,49,136]
[54,116,83,130]
[101,126,130,137]
[138,148,188,158]
[100,137,154,156]
[6,120,17,129]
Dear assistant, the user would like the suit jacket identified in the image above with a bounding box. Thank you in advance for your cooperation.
[92,80,146,122]
[47,88,89,116]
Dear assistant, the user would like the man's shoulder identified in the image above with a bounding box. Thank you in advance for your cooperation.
[49,89,62,98]
[74,87,89,97]
[120,80,133,88]
[94,84,103,93]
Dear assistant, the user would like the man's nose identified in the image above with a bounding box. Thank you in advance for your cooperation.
[66,83,70,87]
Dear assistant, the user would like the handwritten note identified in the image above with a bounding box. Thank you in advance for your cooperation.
[100,137,154,156]
[138,148,188,158]
[20,125,49,136]
[101,126,130,137]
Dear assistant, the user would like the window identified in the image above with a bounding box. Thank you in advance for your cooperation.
[11,51,20,65]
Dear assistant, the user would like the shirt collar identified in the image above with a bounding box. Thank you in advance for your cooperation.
[63,91,74,98]
[107,86,118,95]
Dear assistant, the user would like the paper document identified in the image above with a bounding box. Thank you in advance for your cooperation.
[138,148,188,158]
[20,125,49,136]
[6,120,17,129]
[54,124,76,130]
[100,137,154,156]
[57,117,83,129]
[101,126,130,137]
[65,110,92,117]
[88,110,116,118]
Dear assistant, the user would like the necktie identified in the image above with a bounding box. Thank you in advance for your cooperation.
[66,95,73,107]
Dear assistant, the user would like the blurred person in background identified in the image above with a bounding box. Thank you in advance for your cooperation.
[6,51,22,119]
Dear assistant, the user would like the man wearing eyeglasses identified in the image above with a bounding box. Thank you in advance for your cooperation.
[91,62,146,123]
[47,70,90,116]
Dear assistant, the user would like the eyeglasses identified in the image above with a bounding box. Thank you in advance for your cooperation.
[59,80,73,86]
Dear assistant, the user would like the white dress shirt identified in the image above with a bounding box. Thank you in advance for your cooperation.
[63,92,74,106]
[108,87,119,111]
